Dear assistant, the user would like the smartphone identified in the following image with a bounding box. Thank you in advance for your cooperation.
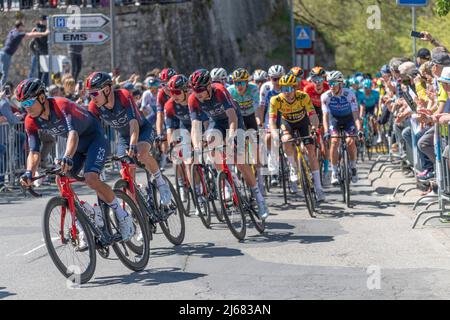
[411,31,423,38]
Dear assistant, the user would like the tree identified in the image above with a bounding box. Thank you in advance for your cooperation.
[436,0,450,16]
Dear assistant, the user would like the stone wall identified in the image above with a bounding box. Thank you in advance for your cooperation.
[0,0,295,84]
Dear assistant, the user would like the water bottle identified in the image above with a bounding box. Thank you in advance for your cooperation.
[80,201,96,225]
[93,204,104,228]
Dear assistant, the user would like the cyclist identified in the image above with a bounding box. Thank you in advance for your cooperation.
[304,73,331,185]
[188,69,270,220]
[310,66,327,82]
[269,74,325,201]
[17,78,135,242]
[156,68,177,168]
[359,78,380,144]
[260,65,285,186]
[321,71,363,185]
[289,66,310,90]
[140,76,159,123]
[252,69,269,90]
[227,68,264,193]
[211,68,229,87]
[85,72,173,207]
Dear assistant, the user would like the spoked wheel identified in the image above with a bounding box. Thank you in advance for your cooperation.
[205,166,224,223]
[42,197,96,284]
[156,176,186,245]
[244,195,266,234]
[107,190,150,271]
[280,147,289,204]
[175,165,192,217]
[217,171,246,241]
[191,164,212,229]
[299,159,316,218]
[342,149,351,207]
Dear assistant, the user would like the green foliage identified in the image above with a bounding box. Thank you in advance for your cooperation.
[435,0,450,16]
[295,0,450,75]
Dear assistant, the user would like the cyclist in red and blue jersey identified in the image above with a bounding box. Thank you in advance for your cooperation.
[85,72,173,207]
[17,78,135,241]
[188,69,269,220]
[156,68,177,167]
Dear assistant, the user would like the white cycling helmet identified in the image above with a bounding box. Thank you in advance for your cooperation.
[253,69,269,82]
[327,70,345,82]
[268,65,285,78]
[211,68,228,82]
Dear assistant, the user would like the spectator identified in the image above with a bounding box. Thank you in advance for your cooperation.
[0,20,49,87]
[416,48,431,67]
[63,77,77,100]
[48,84,63,97]
[68,44,83,81]
[420,31,449,52]
[61,57,72,78]
[140,76,159,123]
[28,16,49,85]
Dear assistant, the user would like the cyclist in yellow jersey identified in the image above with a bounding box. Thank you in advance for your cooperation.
[269,74,325,201]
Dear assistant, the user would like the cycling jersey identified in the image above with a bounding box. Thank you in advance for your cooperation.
[304,82,329,125]
[156,89,170,113]
[227,83,260,117]
[25,97,108,174]
[259,81,274,110]
[264,88,281,128]
[297,79,310,91]
[321,88,359,118]
[269,91,315,124]
[359,89,380,110]
[88,89,147,138]
[26,97,99,152]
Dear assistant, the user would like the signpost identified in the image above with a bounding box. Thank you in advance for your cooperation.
[47,13,111,85]
[295,25,315,73]
[396,0,429,60]
[295,25,312,49]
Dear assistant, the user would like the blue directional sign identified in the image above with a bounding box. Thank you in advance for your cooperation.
[54,17,66,28]
[295,26,312,49]
[397,0,428,6]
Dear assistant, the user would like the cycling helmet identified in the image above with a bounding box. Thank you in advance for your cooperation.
[348,77,360,86]
[232,68,250,82]
[289,66,304,78]
[85,72,112,91]
[362,79,372,89]
[210,68,228,82]
[168,74,189,91]
[268,65,285,78]
[279,74,298,86]
[15,78,46,102]
[327,70,345,83]
[159,68,177,83]
[253,69,268,82]
[189,69,211,89]
[310,66,326,77]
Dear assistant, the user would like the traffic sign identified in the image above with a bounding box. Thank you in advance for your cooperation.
[295,26,312,49]
[397,0,428,6]
[53,31,110,45]
[53,14,110,30]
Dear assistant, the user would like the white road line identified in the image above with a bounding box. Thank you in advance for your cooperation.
[23,237,59,256]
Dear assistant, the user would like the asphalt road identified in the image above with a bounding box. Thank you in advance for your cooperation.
[2,157,450,300]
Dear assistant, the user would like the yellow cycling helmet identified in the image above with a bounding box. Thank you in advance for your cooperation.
[279,74,298,86]
[232,68,250,82]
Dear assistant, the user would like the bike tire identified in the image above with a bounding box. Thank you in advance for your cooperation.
[299,160,316,218]
[217,171,246,241]
[280,147,288,204]
[175,165,191,217]
[205,166,224,223]
[42,197,96,284]
[108,190,150,272]
[191,164,212,229]
[158,176,186,245]
[343,149,351,207]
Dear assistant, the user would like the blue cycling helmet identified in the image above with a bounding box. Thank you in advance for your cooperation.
[380,64,391,75]
[362,79,372,89]
[354,72,363,78]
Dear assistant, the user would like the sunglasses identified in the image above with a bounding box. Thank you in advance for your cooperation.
[88,87,106,97]
[170,89,184,96]
[271,77,280,82]
[235,81,247,87]
[280,86,295,93]
[329,81,341,87]
[21,98,36,108]
[312,78,324,84]
[193,87,208,94]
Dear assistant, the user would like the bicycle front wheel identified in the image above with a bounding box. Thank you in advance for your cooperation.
[217,171,246,241]
[191,164,212,229]
[175,165,192,217]
[42,197,96,284]
[299,159,316,218]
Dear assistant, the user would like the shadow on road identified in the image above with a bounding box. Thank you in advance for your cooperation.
[86,267,206,287]
[244,232,334,244]
[0,287,16,299]
[151,242,244,259]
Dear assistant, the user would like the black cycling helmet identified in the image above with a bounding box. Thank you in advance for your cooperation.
[85,72,112,91]
[189,69,211,89]
[15,78,46,102]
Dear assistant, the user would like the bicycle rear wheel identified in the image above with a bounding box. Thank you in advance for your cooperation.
[217,171,246,241]
[42,197,96,284]
[175,165,192,217]
[280,147,288,204]
[157,176,186,245]
[191,164,212,229]
[107,190,150,272]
